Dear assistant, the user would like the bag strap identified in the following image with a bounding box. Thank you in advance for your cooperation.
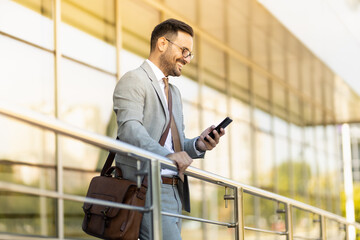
[101,90,173,178]
[100,145,117,176]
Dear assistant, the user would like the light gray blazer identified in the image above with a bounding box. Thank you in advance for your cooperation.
[113,61,204,212]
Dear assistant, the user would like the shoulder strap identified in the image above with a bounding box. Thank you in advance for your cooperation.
[100,138,118,176]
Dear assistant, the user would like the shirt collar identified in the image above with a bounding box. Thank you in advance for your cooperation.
[146,59,165,84]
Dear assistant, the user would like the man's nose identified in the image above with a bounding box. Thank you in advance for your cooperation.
[183,55,191,64]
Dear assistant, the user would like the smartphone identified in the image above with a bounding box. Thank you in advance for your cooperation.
[204,117,233,142]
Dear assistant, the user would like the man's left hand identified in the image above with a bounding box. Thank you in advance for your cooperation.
[195,125,225,152]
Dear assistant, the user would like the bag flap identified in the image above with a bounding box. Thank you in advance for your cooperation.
[83,176,137,218]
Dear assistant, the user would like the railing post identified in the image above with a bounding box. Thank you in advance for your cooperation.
[285,203,293,240]
[150,159,162,240]
[320,215,327,240]
[235,187,245,240]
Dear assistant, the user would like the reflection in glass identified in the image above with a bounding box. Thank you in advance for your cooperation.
[243,193,286,235]
[231,120,252,184]
[0,35,54,114]
[61,0,116,73]
[326,218,346,240]
[274,136,289,196]
[256,131,273,191]
[0,0,53,49]
[0,194,56,236]
[292,207,321,239]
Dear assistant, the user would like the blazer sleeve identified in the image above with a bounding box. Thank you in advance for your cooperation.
[113,71,171,158]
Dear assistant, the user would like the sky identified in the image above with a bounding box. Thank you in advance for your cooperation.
[258,0,360,96]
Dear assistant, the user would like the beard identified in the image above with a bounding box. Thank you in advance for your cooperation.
[159,47,186,77]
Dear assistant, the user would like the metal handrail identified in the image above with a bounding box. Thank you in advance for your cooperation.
[1,102,360,239]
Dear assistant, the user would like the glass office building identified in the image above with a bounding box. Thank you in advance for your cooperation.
[0,0,359,239]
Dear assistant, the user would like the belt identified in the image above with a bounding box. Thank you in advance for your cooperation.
[161,176,179,185]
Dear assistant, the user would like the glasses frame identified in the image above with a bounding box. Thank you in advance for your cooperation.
[165,38,194,60]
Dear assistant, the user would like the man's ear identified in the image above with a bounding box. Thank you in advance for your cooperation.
[157,37,167,52]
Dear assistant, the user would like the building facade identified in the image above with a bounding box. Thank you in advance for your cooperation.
[0,0,359,239]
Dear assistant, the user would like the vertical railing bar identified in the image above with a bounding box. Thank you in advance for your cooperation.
[235,187,245,240]
[150,159,162,240]
[321,215,327,240]
[286,203,294,240]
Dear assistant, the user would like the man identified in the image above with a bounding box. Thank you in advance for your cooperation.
[113,18,225,240]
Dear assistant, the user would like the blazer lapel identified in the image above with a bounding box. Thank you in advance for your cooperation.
[140,61,170,125]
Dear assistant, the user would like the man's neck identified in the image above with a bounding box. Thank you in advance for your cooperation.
[148,55,166,76]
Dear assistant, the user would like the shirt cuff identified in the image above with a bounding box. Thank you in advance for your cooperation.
[194,136,205,155]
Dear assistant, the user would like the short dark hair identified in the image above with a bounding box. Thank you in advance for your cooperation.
[150,18,194,52]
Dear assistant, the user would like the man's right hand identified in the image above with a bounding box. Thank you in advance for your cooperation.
[166,151,193,181]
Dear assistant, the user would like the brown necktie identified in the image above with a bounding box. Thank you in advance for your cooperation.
[163,77,182,153]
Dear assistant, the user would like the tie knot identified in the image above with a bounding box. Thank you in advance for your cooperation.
[162,77,169,87]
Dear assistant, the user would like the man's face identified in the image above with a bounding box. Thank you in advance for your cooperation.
[160,31,193,77]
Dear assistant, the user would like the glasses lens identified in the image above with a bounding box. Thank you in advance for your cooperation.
[182,49,193,59]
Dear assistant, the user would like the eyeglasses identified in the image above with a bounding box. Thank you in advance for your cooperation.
[165,38,194,60]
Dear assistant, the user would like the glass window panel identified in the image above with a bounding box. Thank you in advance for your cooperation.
[59,57,116,134]
[202,40,226,81]
[243,193,286,234]
[290,123,302,142]
[292,208,321,239]
[61,0,116,73]
[286,42,299,91]
[270,39,285,80]
[315,126,325,151]
[121,0,159,57]
[229,0,249,18]
[274,116,288,137]
[254,108,271,132]
[227,6,249,56]
[0,0,53,50]
[58,58,116,170]
[255,131,273,190]
[303,102,313,125]
[182,102,201,169]
[301,49,313,98]
[253,71,269,100]
[272,81,286,109]
[291,143,310,202]
[164,0,196,22]
[0,194,56,236]
[0,35,54,114]
[251,28,268,70]
[252,0,270,32]
[313,60,323,104]
[289,94,301,117]
[229,57,249,90]
[230,98,250,123]
[326,125,337,155]
[202,110,230,178]
[304,126,315,147]
[304,146,318,206]
[171,75,199,105]
[201,86,227,115]
[183,183,236,240]
[63,171,98,238]
[326,219,346,240]
[270,19,284,46]
[275,136,289,196]
[120,49,145,76]
[200,0,225,42]
[231,120,252,184]
[0,117,56,169]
